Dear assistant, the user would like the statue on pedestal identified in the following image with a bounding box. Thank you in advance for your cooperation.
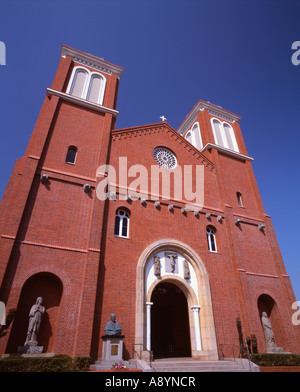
[261,311,284,352]
[104,313,122,336]
[24,297,45,346]
[261,312,275,347]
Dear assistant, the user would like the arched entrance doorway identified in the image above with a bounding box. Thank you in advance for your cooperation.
[135,239,219,361]
[151,282,191,359]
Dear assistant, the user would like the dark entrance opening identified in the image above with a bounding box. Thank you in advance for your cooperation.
[151,282,191,359]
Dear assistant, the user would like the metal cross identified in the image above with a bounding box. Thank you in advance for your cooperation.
[160,115,167,122]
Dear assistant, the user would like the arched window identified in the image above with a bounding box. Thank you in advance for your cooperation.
[65,146,77,164]
[223,123,235,151]
[206,226,217,252]
[114,209,130,238]
[69,68,88,98]
[236,192,243,207]
[211,118,239,152]
[87,74,105,104]
[185,131,192,145]
[67,67,106,105]
[212,119,224,147]
[185,122,203,150]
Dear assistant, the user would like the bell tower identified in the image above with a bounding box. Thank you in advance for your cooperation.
[0,46,124,356]
[177,100,300,354]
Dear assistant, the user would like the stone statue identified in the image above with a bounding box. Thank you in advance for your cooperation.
[261,311,275,346]
[24,297,45,346]
[169,255,176,272]
[104,313,122,336]
[183,260,190,280]
[165,253,177,273]
[154,255,161,277]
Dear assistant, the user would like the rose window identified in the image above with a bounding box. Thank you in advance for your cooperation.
[153,147,177,169]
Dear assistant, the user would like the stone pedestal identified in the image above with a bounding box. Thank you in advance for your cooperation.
[267,343,284,353]
[102,335,124,363]
[17,343,43,354]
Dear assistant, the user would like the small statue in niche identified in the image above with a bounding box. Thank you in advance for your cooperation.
[24,297,45,346]
[165,253,177,273]
[261,312,275,346]
[104,313,122,336]
[183,260,190,280]
[154,255,161,277]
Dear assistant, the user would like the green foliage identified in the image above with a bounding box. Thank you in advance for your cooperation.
[73,356,93,371]
[251,353,300,367]
[0,355,92,372]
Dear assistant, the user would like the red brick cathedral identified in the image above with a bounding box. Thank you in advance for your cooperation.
[0,46,299,361]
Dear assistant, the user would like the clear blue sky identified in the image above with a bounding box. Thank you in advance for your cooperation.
[0,0,300,301]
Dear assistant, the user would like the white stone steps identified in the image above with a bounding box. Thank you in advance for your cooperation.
[151,358,257,372]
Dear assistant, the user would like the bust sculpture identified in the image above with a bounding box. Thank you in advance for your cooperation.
[104,313,122,336]
[24,297,45,346]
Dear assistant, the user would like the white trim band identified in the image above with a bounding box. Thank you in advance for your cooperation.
[46,88,119,117]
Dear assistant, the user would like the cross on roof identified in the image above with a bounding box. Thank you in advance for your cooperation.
[160,115,167,122]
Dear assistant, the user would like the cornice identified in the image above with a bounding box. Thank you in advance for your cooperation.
[46,88,119,117]
[177,99,242,136]
[201,143,254,162]
[60,45,124,79]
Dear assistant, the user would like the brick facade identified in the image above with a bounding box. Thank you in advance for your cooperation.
[0,45,299,360]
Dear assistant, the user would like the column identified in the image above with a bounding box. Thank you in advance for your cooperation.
[146,302,153,351]
[191,305,202,351]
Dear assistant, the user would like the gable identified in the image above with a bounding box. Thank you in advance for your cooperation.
[111,122,214,169]
[105,122,221,212]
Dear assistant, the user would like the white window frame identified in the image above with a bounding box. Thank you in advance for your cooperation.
[114,209,130,238]
[66,66,107,105]
[210,118,239,152]
[185,122,203,150]
[206,226,217,253]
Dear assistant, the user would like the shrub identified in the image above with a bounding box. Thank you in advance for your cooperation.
[251,353,300,367]
[0,355,92,372]
[73,356,92,372]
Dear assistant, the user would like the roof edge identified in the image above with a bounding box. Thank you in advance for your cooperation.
[61,45,124,79]
[112,122,215,168]
[177,99,242,135]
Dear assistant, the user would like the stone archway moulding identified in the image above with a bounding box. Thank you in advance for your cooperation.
[135,239,218,360]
